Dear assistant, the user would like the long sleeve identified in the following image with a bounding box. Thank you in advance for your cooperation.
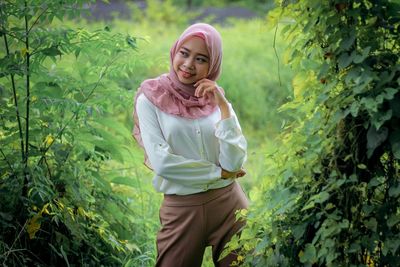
[136,94,222,188]
[215,105,247,172]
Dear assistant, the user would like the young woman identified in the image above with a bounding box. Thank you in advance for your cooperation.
[133,23,248,267]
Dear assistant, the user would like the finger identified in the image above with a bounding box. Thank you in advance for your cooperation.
[236,172,245,178]
[202,88,218,100]
[198,85,214,98]
[236,169,246,177]
[194,78,206,87]
[195,83,206,97]
[194,78,211,87]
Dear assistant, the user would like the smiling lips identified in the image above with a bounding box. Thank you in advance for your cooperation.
[179,69,194,78]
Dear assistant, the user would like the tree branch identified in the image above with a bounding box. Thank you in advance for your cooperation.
[4,31,25,43]
[3,32,25,162]
[24,0,31,167]
[27,5,50,35]
[22,0,31,197]
[0,148,14,174]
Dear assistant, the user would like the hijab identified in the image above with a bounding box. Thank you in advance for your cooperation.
[132,23,223,167]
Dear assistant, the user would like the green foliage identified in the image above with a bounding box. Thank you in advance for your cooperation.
[129,0,192,27]
[0,1,158,266]
[183,0,276,14]
[234,0,400,266]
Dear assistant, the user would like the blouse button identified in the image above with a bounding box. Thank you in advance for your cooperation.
[196,130,201,134]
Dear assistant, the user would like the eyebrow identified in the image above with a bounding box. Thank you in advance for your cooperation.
[181,46,209,59]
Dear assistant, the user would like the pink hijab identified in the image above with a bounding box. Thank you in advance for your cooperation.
[132,23,223,166]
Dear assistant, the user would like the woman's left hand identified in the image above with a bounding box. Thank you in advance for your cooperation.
[221,168,247,179]
[194,79,228,107]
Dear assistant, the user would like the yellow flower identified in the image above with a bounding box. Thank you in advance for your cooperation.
[21,48,30,57]
[44,135,54,147]
[27,214,41,239]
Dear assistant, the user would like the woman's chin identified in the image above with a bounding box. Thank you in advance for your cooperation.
[178,77,195,85]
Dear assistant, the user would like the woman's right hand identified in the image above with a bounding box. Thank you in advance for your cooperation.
[221,168,246,179]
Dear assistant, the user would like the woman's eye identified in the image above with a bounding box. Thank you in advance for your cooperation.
[196,57,207,63]
[179,51,188,57]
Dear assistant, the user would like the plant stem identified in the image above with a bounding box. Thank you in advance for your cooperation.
[273,22,282,87]
[0,148,14,174]
[4,31,25,43]
[3,33,25,162]
[27,5,49,35]
[23,0,31,196]
[1,220,28,265]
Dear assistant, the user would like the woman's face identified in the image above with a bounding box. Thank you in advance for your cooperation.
[173,36,210,84]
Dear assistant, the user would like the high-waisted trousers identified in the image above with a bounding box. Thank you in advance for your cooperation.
[155,181,249,267]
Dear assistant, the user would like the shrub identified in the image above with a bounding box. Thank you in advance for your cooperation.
[234,1,400,266]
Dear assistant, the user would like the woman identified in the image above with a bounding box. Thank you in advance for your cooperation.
[133,23,248,267]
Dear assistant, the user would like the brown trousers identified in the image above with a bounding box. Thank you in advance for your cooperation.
[155,181,249,267]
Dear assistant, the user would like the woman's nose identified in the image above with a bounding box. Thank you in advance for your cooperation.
[183,58,194,69]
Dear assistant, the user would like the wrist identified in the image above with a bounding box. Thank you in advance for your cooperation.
[218,99,229,109]
[221,168,235,179]
[219,101,231,120]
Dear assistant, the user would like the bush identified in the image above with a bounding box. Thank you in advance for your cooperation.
[0,1,156,265]
[234,0,400,266]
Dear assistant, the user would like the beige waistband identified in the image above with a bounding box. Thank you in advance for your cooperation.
[162,181,237,207]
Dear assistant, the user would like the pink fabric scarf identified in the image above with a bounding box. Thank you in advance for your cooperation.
[132,23,223,166]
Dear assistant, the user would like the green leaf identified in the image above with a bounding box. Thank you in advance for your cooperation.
[361,97,377,112]
[383,87,397,100]
[387,214,400,227]
[340,34,355,50]
[60,245,71,267]
[345,67,361,85]
[367,126,388,158]
[299,243,316,263]
[74,48,81,59]
[348,242,361,253]
[111,176,137,187]
[91,172,112,192]
[368,176,384,188]
[292,223,307,240]
[372,110,392,130]
[318,62,329,79]
[389,184,400,197]
[338,52,353,69]
[362,204,374,216]
[353,46,371,64]
[311,191,330,204]
[42,46,63,56]
[364,217,377,232]
[383,238,400,256]
[349,101,360,117]
[282,169,293,183]
[392,142,400,159]
[301,201,315,211]
[357,164,367,169]
[389,130,400,159]
[126,35,137,50]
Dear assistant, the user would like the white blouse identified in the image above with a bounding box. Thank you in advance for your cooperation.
[136,93,247,195]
